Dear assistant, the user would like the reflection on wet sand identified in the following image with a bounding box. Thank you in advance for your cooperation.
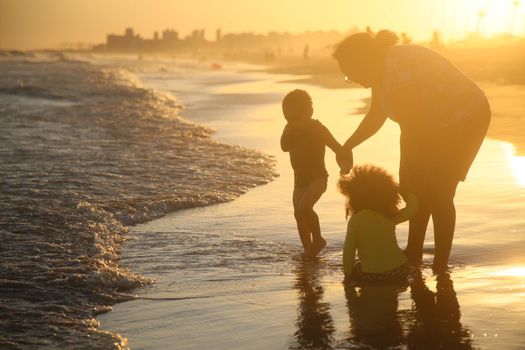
[345,281,407,348]
[341,269,472,349]
[407,271,472,349]
[292,257,335,349]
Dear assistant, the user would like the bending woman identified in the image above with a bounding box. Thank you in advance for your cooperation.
[333,30,490,272]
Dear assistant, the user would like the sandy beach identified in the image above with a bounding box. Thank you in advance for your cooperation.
[97,60,525,349]
[482,83,525,154]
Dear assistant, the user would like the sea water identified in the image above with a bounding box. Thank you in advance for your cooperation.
[0,53,274,349]
[97,59,525,349]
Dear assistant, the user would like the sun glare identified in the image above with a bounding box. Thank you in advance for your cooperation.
[504,143,525,188]
[445,0,524,39]
[493,267,525,277]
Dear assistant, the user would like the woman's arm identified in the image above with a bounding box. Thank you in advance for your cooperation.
[341,88,387,155]
[393,193,418,225]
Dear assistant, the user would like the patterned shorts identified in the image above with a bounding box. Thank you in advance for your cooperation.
[351,261,410,284]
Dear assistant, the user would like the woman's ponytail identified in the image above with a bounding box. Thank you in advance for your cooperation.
[333,29,398,63]
[374,30,399,48]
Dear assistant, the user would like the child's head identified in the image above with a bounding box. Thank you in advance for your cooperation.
[282,89,313,123]
[338,164,401,219]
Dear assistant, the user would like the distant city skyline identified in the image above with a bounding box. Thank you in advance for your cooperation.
[1,0,524,49]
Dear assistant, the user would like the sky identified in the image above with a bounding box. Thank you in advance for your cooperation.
[1,0,524,49]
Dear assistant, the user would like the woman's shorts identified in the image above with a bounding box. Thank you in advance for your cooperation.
[399,98,491,189]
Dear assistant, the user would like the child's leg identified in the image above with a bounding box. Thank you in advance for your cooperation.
[293,187,313,252]
[296,177,327,256]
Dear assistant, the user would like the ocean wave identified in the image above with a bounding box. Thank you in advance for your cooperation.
[0,56,276,349]
[0,85,68,101]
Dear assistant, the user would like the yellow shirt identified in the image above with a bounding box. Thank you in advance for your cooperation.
[343,194,417,275]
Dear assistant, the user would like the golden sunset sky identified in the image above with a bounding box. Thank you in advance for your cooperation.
[1,0,524,49]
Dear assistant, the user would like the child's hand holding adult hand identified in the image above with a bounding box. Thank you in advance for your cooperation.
[337,149,353,175]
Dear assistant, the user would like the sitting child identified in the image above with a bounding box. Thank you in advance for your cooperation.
[338,164,417,282]
[280,89,342,256]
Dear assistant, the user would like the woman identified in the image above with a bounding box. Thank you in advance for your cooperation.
[333,30,490,272]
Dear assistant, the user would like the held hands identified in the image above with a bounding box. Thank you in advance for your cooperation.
[336,148,353,175]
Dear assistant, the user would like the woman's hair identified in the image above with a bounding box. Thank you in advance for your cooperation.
[282,89,313,120]
[338,164,401,219]
[333,29,399,62]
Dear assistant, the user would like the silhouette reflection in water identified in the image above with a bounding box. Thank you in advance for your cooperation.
[345,281,407,348]
[344,270,472,349]
[291,257,335,349]
[407,271,472,349]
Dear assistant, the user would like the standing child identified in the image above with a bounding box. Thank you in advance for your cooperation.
[338,164,417,282]
[281,89,342,256]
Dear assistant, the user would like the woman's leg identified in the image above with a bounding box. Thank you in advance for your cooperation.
[403,99,490,268]
[430,177,459,273]
[428,104,489,272]
[405,193,431,263]
[295,177,327,256]
[399,128,430,263]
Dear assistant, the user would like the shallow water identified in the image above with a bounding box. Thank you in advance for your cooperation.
[98,61,525,349]
[0,53,274,349]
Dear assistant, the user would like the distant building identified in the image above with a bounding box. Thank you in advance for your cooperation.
[161,29,179,48]
[106,27,142,51]
[105,27,181,52]
[188,29,206,43]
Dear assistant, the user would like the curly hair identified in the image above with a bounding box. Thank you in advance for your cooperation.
[338,164,401,219]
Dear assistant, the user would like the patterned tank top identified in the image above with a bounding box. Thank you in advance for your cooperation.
[376,45,487,129]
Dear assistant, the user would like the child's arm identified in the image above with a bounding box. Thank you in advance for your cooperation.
[317,121,342,154]
[343,216,359,278]
[392,193,418,225]
[280,123,296,152]
[317,121,354,174]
